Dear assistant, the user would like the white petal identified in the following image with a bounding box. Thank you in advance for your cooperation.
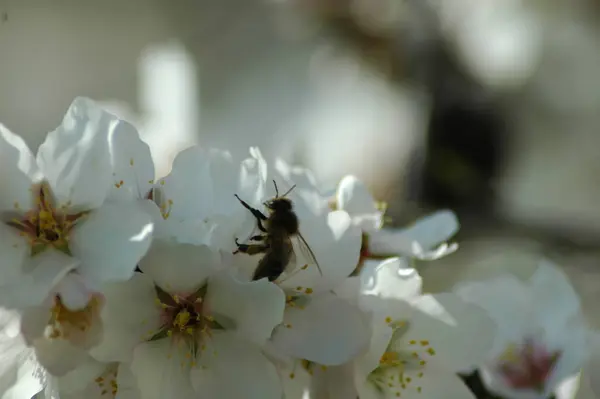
[279,210,361,293]
[555,372,582,399]
[206,150,240,216]
[238,146,269,207]
[358,363,476,399]
[108,120,155,201]
[360,257,422,300]
[33,338,89,376]
[20,305,52,345]
[36,97,114,210]
[54,272,94,310]
[356,297,413,376]
[280,363,312,399]
[0,250,78,309]
[274,158,320,192]
[333,276,361,305]
[90,273,161,363]
[309,363,358,399]
[336,175,378,216]
[453,275,533,356]
[0,124,40,212]
[56,357,106,394]
[130,339,196,399]
[369,210,459,257]
[70,201,153,284]
[204,271,285,345]
[59,361,141,399]
[191,332,282,399]
[139,240,218,294]
[157,146,212,220]
[0,309,46,399]
[530,260,581,323]
[115,363,142,399]
[270,293,370,365]
[0,225,29,289]
[403,293,496,372]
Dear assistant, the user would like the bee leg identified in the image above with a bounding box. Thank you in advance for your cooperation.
[234,194,268,221]
[249,234,266,242]
[234,238,269,255]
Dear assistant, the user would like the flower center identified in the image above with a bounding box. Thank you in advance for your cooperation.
[368,318,435,396]
[496,339,561,392]
[47,295,102,340]
[148,285,222,364]
[93,363,119,397]
[6,182,87,256]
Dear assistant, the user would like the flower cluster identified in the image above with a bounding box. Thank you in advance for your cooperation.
[0,97,596,399]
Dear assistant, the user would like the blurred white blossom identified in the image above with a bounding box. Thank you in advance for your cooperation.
[334,175,459,262]
[313,257,496,398]
[454,261,593,399]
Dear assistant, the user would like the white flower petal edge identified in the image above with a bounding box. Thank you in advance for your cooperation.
[70,201,154,284]
[406,293,497,372]
[152,146,267,247]
[0,124,41,211]
[369,210,460,260]
[131,339,197,399]
[89,273,162,363]
[57,359,141,399]
[191,332,282,399]
[269,292,370,366]
[0,250,79,310]
[0,308,47,399]
[204,271,286,345]
[108,119,155,202]
[138,239,220,294]
[36,97,114,211]
[454,260,592,399]
[277,210,362,294]
[360,257,422,301]
[335,175,382,231]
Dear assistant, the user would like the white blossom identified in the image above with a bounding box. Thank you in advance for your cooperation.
[90,238,284,399]
[454,260,594,399]
[334,175,459,262]
[231,161,370,367]
[312,257,496,399]
[0,97,154,311]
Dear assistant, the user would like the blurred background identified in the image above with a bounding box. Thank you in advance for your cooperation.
[1,0,599,383]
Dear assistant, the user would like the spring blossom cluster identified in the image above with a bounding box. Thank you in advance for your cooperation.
[0,98,596,399]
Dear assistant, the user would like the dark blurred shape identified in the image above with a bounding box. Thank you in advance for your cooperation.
[421,94,506,215]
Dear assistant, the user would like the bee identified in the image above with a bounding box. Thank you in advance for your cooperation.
[233,180,322,282]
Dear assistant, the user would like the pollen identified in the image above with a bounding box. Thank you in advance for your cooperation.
[47,295,102,341]
[370,332,435,395]
[148,285,222,365]
[93,363,120,397]
[6,182,87,256]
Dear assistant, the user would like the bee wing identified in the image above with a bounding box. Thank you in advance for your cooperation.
[294,232,323,276]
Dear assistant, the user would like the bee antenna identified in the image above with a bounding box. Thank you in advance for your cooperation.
[282,184,296,198]
[272,180,279,198]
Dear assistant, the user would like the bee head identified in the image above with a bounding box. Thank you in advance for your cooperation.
[265,197,293,212]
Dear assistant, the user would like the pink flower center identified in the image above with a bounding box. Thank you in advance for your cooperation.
[497,339,561,392]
